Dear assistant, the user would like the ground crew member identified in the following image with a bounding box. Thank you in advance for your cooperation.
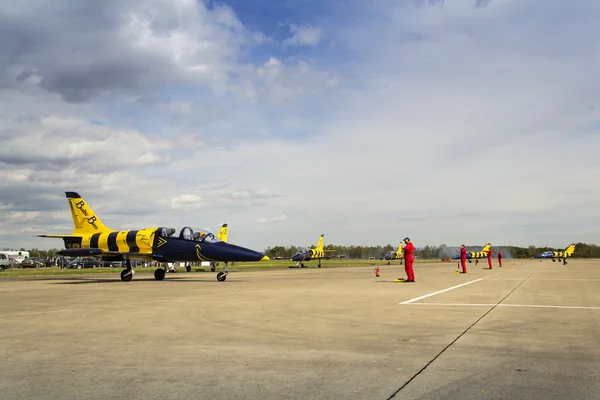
[498,251,503,267]
[460,245,467,273]
[402,237,415,282]
[487,246,493,269]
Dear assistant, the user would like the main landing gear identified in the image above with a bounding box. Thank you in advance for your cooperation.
[120,259,135,282]
[120,260,229,282]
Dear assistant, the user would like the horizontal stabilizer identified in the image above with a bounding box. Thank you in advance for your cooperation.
[56,248,104,257]
[36,234,80,238]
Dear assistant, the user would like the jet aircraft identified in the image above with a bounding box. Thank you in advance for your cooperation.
[38,192,268,282]
[384,243,404,265]
[451,243,491,265]
[534,244,576,264]
[290,234,335,268]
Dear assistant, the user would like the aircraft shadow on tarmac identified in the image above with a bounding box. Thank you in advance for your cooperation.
[49,277,251,285]
[4,275,249,284]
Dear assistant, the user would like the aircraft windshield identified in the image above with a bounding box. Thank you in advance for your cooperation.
[199,232,222,243]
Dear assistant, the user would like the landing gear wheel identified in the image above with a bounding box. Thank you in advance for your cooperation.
[154,268,166,281]
[120,269,133,282]
[186,265,191,272]
[217,272,227,281]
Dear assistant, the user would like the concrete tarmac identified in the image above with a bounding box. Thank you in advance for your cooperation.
[1,259,599,399]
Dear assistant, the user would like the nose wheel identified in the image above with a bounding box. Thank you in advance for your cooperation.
[217,266,228,281]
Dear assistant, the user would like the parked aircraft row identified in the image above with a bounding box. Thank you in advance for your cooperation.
[37,192,579,282]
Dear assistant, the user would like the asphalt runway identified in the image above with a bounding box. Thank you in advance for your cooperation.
[1,259,599,399]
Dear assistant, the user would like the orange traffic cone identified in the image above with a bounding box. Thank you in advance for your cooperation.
[375,266,380,277]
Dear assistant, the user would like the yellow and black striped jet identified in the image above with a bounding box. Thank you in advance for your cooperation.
[38,192,268,282]
[384,243,404,265]
[534,244,576,265]
[451,243,491,264]
[290,234,335,268]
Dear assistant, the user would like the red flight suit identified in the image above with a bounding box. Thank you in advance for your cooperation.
[498,251,502,267]
[403,242,415,281]
[487,248,493,269]
[460,247,467,273]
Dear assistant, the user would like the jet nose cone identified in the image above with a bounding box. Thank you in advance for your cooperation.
[208,242,268,262]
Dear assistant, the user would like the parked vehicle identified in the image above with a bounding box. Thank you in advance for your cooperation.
[20,257,45,268]
[0,253,10,272]
[67,258,102,269]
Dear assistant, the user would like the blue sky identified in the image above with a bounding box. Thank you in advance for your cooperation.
[1,0,599,252]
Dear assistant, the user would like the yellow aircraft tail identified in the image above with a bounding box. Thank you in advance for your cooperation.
[316,234,324,251]
[564,244,576,256]
[65,191,112,234]
[217,224,228,242]
[397,243,404,257]
[481,243,491,253]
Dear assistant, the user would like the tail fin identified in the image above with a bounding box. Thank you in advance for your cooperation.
[65,192,112,234]
[481,243,491,253]
[396,242,404,252]
[564,244,576,256]
[316,234,324,251]
[217,223,228,242]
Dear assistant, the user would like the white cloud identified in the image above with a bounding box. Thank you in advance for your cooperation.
[256,215,288,224]
[284,24,323,47]
[1,0,600,252]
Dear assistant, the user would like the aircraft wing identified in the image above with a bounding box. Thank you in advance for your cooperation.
[56,248,164,261]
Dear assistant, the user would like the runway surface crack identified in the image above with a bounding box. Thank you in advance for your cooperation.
[386,265,541,399]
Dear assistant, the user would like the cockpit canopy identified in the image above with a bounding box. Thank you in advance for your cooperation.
[158,227,176,237]
[157,226,222,243]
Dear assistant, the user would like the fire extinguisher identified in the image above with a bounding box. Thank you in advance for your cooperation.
[374,266,380,277]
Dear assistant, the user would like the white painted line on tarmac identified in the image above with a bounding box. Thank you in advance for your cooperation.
[399,278,483,304]
[404,302,600,310]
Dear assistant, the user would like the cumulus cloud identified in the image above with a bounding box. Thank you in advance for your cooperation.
[284,24,323,47]
[257,215,288,224]
[1,0,599,252]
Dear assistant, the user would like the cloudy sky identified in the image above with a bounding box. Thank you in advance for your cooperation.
[1,0,599,252]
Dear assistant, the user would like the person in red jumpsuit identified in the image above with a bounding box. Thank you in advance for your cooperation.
[487,246,493,269]
[402,237,415,282]
[460,245,467,273]
[498,250,503,267]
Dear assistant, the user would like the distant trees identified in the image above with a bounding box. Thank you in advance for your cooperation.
[24,248,61,258]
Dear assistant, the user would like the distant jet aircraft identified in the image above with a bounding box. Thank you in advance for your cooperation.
[384,243,404,265]
[38,192,268,282]
[290,234,335,268]
[534,244,576,265]
[451,243,491,265]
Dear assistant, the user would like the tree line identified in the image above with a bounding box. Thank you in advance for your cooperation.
[14,242,600,260]
[264,242,600,259]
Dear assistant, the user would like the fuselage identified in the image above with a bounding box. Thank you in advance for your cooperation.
[60,226,267,263]
[384,250,402,260]
[534,251,568,259]
[291,248,324,262]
